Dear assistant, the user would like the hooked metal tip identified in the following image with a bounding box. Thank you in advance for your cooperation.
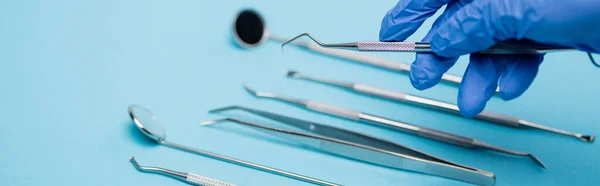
[130,156,143,170]
[282,33,325,52]
[286,70,299,78]
[527,154,546,169]
[579,135,595,142]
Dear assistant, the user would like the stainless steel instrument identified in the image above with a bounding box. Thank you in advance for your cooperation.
[286,70,594,143]
[129,156,236,186]
[241,85,545,168]
[282,33,576,54]
[128,105,341,186]
[202,105,496,186]
[281,33,599,68]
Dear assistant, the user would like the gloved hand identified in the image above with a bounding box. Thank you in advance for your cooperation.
[379,0,600,117]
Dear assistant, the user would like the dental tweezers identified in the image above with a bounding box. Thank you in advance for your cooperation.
[286,70,594,142]
[242,84,545,168]
[202,106,496,186]
[129,156,236,186]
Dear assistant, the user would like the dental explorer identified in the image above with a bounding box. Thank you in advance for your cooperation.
[282,33,598,66]
[129,156,236,186]
[202,106,496,186]
[242,85,545,168]
[286,70,595,143]
[128,105,341,186]
[231,9,470,90]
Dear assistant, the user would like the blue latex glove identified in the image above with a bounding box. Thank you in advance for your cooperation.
[380,0,600,117]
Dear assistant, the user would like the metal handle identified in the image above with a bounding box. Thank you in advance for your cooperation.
[303,42,411,72]
[356,41,574,54]
[299,41,464,86]
[405,95,521,127]
[358,114,475,148]
[481,42,575,54]
[305,101,362,120]
[475,111,521,127]
[352,84,408,101]
[417,128,476,148]
[160,141,341,186]
[357,42,418,52]
[186,173,237,186]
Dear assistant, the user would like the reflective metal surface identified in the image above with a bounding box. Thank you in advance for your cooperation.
[203,107,496,186]
[128,105,341,186]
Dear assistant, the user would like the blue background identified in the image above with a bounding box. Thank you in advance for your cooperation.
[1,0,599,185]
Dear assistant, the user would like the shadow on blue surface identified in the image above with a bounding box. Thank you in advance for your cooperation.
[126,121,160,147]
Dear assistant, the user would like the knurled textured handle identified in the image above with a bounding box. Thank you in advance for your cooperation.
[357,42,416,52]
[475,111,520,127]
[186,173,237,186]
[417,128,475,148]
[352,84,408,101]
[306,101,361,120]
[305,43,411,72]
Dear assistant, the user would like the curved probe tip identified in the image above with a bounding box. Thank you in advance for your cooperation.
[281,33,321,50]
[129,156,142,170]
[528,154,546,169]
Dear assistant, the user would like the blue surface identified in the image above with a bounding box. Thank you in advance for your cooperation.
[1,1,599,186]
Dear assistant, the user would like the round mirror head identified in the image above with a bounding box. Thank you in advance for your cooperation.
[128,105,166,142]
[233,9,268,48]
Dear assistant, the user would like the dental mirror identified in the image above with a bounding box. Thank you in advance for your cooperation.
[232,9,291,49]
[129,105,165,141]
[233,9,269,48]
[126,104,341,186]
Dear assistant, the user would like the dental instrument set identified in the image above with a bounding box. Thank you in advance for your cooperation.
[202,105,496,186]
[128,105,341,186]
[286,70,594,143]
[241,84,545,168]
[126,8,596,186]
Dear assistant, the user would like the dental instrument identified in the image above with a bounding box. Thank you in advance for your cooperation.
[286,70,595,143]
[241,85,545,168]
[129,156,236,186]
[231,9,467,89]
[202,106,496,186]
[282,33,598,66]
[128,105,341,186]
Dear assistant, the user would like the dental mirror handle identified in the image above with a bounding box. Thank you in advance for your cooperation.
[159,140,341,186]
[351,84,520,127]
